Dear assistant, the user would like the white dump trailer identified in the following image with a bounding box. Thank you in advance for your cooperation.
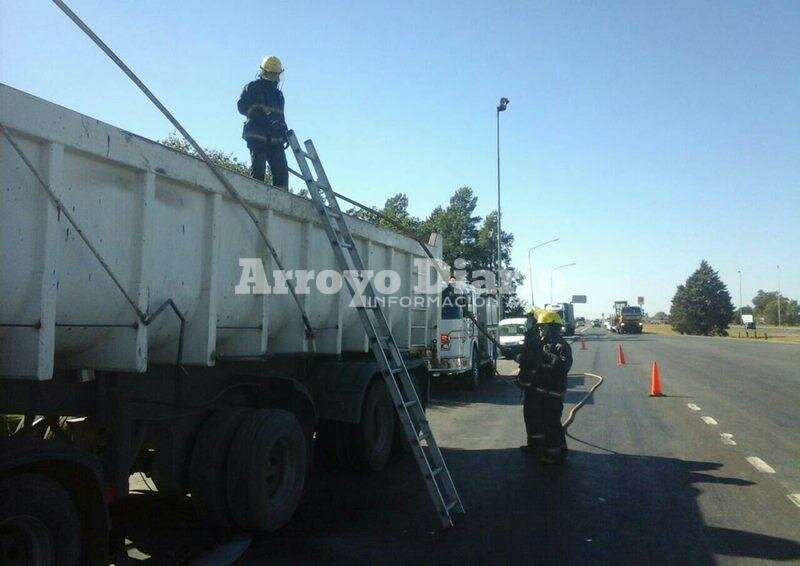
[0,84,441,563]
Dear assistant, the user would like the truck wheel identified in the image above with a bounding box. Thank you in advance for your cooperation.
[227,409,307,532]
[189,408,250,526]
[353,379,395,471]
[465,346,480,390]
[0,473,81,566]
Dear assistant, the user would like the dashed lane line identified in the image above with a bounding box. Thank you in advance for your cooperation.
[788,494,800,508]
[687,403,701,411]
[701,416,718,425]
[720,433,737,445]
[746,457,776,474]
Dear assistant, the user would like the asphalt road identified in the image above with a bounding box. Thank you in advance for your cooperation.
[118,328,800,564]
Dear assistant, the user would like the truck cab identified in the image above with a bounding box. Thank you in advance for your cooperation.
[428,281,497,389]
[618,306,644,334]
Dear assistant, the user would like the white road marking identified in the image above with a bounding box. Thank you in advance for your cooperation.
[687,403,701,411]
[720,433,737,445]
[701,416,718,425]
[746,457,776,474]
[788,494,800,508]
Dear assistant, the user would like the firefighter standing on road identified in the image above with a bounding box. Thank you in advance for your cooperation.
[519,307,573,464]
[518,310,545,455]
[237,56,289,188]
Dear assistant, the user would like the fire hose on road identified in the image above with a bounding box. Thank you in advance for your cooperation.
[497,371,604,429]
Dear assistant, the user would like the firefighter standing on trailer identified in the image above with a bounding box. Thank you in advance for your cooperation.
[519,307,573,464]
[237,56,289,188]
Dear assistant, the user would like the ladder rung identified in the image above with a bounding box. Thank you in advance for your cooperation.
[324,208,341,219]
[403,399,418,408]
[411,325,427,329]
[388,366,404,375]
[334,240,354,249]
[429,466,443,478]
[445,499,459,512]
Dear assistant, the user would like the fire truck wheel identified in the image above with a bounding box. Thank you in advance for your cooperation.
[465,346,480,390]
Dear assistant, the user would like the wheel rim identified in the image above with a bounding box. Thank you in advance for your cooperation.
[265,438,292,499]
[0,516,54,566]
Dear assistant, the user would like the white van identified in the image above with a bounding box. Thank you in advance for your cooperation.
[498,318,528,359]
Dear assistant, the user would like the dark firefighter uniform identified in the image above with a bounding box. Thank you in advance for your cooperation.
[237,55,289,188]
[517,318,545,452]
[519,309,573,464]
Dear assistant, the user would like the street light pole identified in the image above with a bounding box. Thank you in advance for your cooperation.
[737,269,743,325]
[777,264,781,327]
[527,238,559,308]
[550,262,577,304]
[496,97,509,324]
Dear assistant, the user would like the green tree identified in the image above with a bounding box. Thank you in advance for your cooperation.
[752,290,780,317]
[421,187,481,268]
[474,211,523,315]
[160,132,251,177]
[347,193,424,236]
[762,298,799,326]
[670,260,735,336]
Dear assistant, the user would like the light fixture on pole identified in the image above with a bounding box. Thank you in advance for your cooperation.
[550,262,576,304]
[495,96,509,324]
[527,238,559,308]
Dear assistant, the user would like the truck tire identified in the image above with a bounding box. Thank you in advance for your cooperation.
[352,379,395,471]
[226,409,307,532]
[189,408,250,527]
[465,346,480,390]
[0,473,81,566]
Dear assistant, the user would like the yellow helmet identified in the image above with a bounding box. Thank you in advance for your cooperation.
[537,310,563,325]
[260,56,284,77]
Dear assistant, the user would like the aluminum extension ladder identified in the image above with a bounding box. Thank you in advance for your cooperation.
[287,131,463,528]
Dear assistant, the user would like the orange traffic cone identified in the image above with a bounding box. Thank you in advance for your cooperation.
[649,361,664,397]
[580,337,587,350]
[617,344,627,366]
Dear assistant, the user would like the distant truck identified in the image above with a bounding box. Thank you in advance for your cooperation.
[544,303,576,336]
[613,302,644,334]
[428,281,498,389]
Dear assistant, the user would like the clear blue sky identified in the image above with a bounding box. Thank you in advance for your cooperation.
[2,1,798,317]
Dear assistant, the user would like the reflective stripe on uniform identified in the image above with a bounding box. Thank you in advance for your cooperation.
[535,387,565,398]
[250,104,283,115]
